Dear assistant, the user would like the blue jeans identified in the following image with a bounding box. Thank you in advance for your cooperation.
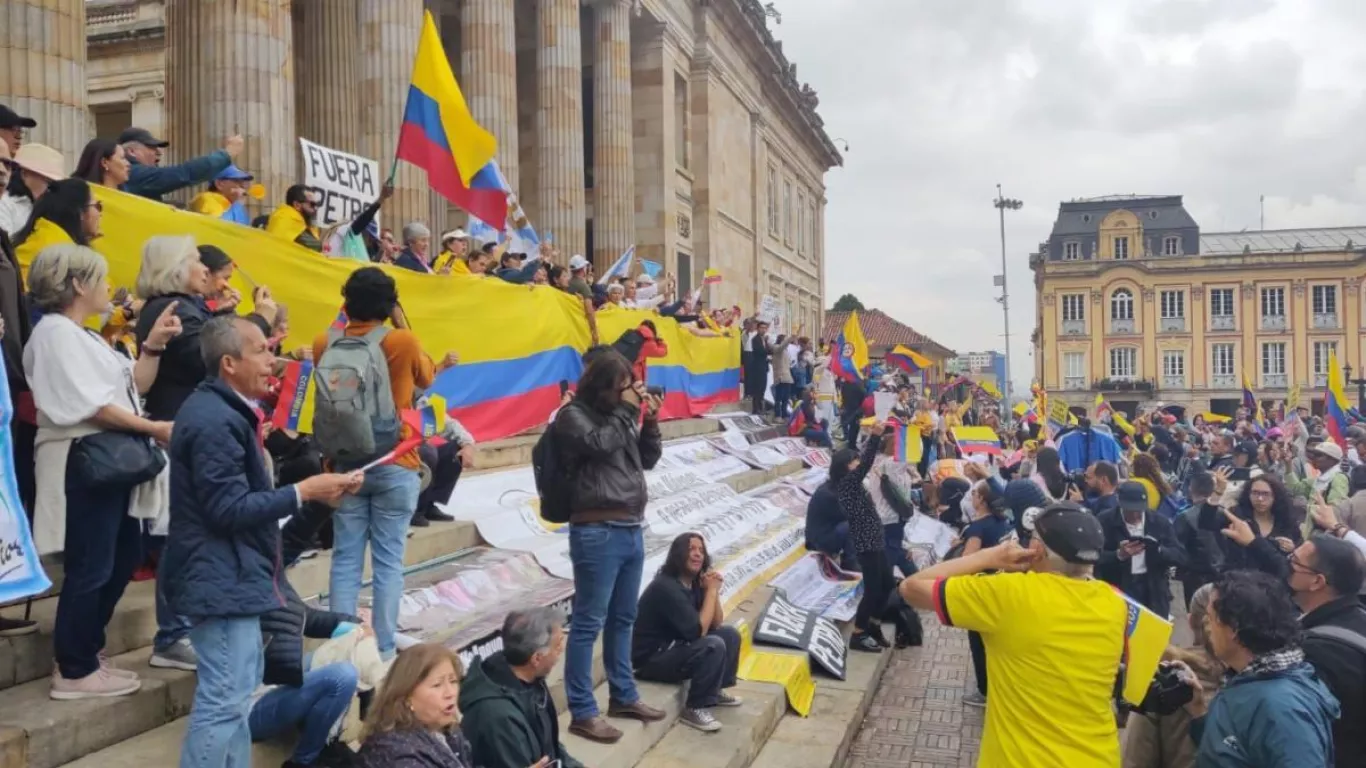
[152,535,193,651]
[329,464,420,659]
[181,616,265,768]
[566,524,644,720]
[884,521,917,578]
[249,662,359,763]
[801,420,833,448]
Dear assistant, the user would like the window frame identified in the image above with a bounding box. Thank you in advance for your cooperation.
[1211,343,1236,377]
[1162,350,1185,378]
[1110,288,1134,321]
[1159,290,1185,320]
[1261,286,1285,318]
[1162,236,1180,256]
[1064,351,1086,379]
[1261,342,1286,376]
[1313,341,1339,376]
[1312,284,1338,316]
[1113,236,1130,260]
[1210,288,1234,318]
[1061,293,1086,322]
[1063,241,1080,260]
[1109,347,1137,379]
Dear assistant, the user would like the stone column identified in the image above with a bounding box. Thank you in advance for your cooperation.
[167,0,296,210]
[0,0,88,160]
[294,0,361,153]
[536,0,587,259]
[360,0,429,230]
[462,0,520,192]
[592,0,636,274]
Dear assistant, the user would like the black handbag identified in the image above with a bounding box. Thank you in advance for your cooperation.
[70,430,166,488]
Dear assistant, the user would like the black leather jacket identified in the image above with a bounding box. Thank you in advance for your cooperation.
[551,399,662,523]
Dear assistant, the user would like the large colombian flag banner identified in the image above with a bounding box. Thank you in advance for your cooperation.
[1325,349,1352,449]
[397,11,506,226]
[40,187,740,442]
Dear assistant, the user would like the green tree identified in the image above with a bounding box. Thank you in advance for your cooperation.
[831,293,865,312]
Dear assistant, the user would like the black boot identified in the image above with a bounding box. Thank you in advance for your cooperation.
[424,507,455,523]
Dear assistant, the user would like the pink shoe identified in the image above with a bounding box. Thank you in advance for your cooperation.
[50,668,141,700]
[98,651,139,680]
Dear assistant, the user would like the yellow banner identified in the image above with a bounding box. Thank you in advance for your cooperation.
[737,649,815,717]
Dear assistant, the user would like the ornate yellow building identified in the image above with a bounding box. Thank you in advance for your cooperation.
[1031,195,1366,415]
[4,0,838,332]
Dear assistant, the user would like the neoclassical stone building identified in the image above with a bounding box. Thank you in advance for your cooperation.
[2,0,837,331]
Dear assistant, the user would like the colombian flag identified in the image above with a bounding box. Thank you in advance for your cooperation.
[1112,586,1174,705]
[951,426,1002,456]
[885,344,931,375]
[1241,372,1265,431]
[787,407,808,438]
[397,11,505,226]
[829,311,869,383]
[272,359,316,432]
[1326,349,1352,449]
[893,421,922,464]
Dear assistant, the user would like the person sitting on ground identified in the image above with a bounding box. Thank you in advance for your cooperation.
[359,644,489,768]
[899,501,1129,766]
[413,416,476,527]
[119,127,242,202]
[791,386,833,448]
[1121,583,1224,768]
[805,450,854,569]
[187,164,255,225]
[1287,535,1366,767]
[632,533,744,733]
[1172,570,1339,768]
[459,607,584,768]
[250,506,364,768]
[1097,480,1187,619]
[72,138,132,190]
[267,184,324,252]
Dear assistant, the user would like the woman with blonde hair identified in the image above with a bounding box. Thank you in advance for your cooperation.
[1131,452,1175,513]
[23,243,181,700]
[358,643,550,767]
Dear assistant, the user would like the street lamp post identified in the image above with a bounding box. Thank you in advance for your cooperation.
[993,185,1023,408]
[1345,362,1366,414]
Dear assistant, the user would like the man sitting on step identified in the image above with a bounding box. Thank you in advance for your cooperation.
[459,607,584,768]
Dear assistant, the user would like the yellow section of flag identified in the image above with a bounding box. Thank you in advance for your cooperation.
[409,10,497,186]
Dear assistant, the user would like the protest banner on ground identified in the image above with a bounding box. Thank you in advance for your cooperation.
[753,589,848,680]
[299,137,382,227]
[768,552,861,622]
[739,648,815,716]
[0,356,49,603]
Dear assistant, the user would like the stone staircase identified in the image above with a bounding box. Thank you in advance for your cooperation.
[0,407,889,768]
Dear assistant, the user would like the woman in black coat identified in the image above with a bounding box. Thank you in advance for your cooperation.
[832,422,892,653]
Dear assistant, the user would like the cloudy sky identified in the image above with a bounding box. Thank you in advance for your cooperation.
[774,0,1366,395]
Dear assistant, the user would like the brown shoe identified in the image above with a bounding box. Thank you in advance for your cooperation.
[569,716,623,744]
[607,699,666,722]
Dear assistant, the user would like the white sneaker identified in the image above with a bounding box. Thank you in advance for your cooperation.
[679,708,722,732]
[150,638,199,671]
[715,691,743,707]
[50,668,141,700]
[97,651,139,680]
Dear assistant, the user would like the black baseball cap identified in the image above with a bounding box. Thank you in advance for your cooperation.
[1117,481,1149,513]
[117,127,169,148]
[1032,502,1105,564]
[0,105,36,130]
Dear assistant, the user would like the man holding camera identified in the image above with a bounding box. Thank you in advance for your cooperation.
[899,502,1128,767]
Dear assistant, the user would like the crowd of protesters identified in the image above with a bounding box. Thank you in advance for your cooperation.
[0,107,753,768]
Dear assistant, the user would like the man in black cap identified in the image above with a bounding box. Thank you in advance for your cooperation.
[0,105,36,154]
[1096,481,1186,618]
[899,502,1130,766]
[492,249,541,284]
[118,126,245,202]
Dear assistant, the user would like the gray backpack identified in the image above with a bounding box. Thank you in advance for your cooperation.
[312,326,400,468]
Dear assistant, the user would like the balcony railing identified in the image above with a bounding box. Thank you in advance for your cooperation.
[1262,373,1288,388]
[1313,313,1339,329]
[1111,318,1135,334]
[1160,317,1186,332]
[1211,374,1238,388]
[1261,315,1287,331]
[1061,320,1085,336]
[1162,375,1186,389]
[1095,377,1154,393]
[1210,315,1236,331]
[1063,377,1088,391]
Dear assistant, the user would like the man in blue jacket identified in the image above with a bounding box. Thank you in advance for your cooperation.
[118,126,244,202]
[1175,569,1340,767]
[163,316,360,768]
[1056,418,1122,472]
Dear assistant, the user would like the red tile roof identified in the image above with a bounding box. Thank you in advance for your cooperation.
[821,309,956,359]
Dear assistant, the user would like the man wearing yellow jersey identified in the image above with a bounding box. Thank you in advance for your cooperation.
[900,502,1127,767]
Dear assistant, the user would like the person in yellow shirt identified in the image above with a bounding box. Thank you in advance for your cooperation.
[433,228,468,272]
[265,184,322,251]
[900,502,1129,768]
[187,165,253,225]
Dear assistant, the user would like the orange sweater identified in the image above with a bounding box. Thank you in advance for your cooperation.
[313,320,436,470]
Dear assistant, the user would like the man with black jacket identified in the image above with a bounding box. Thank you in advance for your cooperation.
[1174,472,1224,608]
[1096,481,1187,618]
[460,607,584,768]
[1291,535,1366,767]
[747,321,771,416]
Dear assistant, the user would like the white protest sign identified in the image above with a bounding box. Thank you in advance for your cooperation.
[758,295,782,330]
[299,137,381,227]
[874,392,897,422]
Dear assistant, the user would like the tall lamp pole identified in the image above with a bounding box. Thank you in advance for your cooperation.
[1345,362,1366,415]
[994,185,1023,407]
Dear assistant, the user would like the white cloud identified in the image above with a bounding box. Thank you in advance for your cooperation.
[772,0,1366,394]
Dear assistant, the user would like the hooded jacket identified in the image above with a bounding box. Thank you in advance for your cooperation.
[457,652,584,768]
[1190,659,1339,768]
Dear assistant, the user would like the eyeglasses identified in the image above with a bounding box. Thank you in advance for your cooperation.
[1289,553,1320,575]
[1249,490,1274,499]
[85,201,104,212]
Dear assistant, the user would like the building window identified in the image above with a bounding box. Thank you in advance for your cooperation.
[1261,287,1285,318]
[1063,241,1080,260]
[1261,342,1286,376]
[1110,288,1134,321]
[1312,285,1337,315]
[796,191,806,254]
[676,251,692,296]
[1163,236,1180,256]
[1211,343,1236,377]
[674,74,690,170]
[1109,347,1137,380]
[1061,294,1085,322]
[766,166,778,237]
[783,180,793,244]
[1160,290,1184,319]
[1314,341,1339,376]
[785,298,794,332]
[1162,350,1185,379]
[1113,236,1130,260]
[1063,352,1086,389]
[809,201,818,259]
[1210,288,1234,318]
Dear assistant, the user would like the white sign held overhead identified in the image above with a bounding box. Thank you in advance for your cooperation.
[299,137,381,227]
[758,295,782,330]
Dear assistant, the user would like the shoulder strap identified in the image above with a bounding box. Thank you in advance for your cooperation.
[362,325,392,344]
[1307,624,1366,656]
[325,327,344,346]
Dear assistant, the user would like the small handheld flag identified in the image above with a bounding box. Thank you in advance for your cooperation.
[703,268,722,285]
[829,310,869,383]
[1326,349,1352,448]
[272,360,314,432]
[893,422,923,464]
